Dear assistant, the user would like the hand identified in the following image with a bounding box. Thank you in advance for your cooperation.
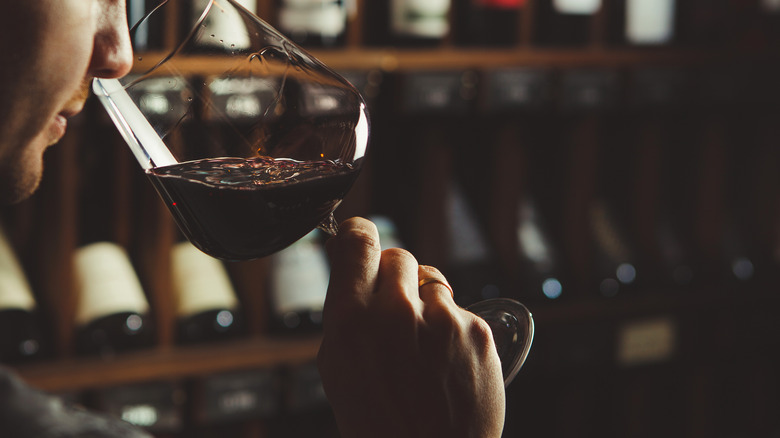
[317,217,505,438]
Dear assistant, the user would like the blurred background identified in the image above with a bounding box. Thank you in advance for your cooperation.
[2,0,780,437]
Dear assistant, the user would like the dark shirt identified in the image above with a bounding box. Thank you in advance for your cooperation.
[0,367,151,438]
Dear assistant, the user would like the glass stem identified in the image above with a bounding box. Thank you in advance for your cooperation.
[318,213,339,236]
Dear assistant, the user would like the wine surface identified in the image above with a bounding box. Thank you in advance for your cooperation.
[147,157,360,260]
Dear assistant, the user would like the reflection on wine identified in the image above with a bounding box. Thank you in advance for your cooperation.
[147,156,361,261]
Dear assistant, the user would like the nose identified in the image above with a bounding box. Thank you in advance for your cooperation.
[89,1,134,79]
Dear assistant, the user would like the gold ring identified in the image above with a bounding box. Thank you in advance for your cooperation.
[418,277,454,298]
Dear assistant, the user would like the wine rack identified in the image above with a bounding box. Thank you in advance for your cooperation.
[4,0,780,437]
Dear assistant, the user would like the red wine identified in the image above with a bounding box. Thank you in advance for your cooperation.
[147,157,360,261]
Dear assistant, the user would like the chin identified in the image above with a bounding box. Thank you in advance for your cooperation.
[0,148,46,205]
[0,173,42,205]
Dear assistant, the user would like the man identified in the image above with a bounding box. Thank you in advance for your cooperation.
[0,1,505,437]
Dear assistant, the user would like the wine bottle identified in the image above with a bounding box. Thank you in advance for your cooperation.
[626,0,676,45]
[588,110,642,298]
[0,224,46,363]
[628,104,697,289]
[170,241,243,344]
[533,0,601,46]
[195,369,279,424]
[609,0,677,46]
[660,133,701,289]
[269,361,333,437]
[444,181,503,307]
[201,75,278,159]
[483,68,552,112]
[127,0,165,52]
[91,381,185,434]
[677,0,729,47]
[515,199,569,302]
[186,0,258,52]
[390,0,452,46]
[277,0,348,48]
[73,242,153,356]
[588,198,640,298]
[455,0,526,47]
[268,230,329,333]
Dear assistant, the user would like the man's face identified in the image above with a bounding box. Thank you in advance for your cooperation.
[0,0,133,204]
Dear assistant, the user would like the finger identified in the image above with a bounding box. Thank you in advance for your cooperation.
[417,265,456,306]
[324,217,382,314]
[375,248,420,306]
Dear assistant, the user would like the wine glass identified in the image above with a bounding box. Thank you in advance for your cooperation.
[93,0,532,386]
[468,298,533,386]
[95,0,367,261]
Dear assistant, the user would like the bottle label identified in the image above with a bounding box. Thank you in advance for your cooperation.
[171,242,239,317]
[270,231,329,314]
[484,68,550,110]
[0,225,35,311]
[625,0,675,45]
[97,382,184,433]
[279,1,347,38]
[74,242,150,326]
[202,369,279,421]
[391,0,451,38]
[561,70,617,110]
[477,0,526,8]
[402,71,474,114]
[128,76,192,124]
[553,0,601,14]
[204,77,278,123]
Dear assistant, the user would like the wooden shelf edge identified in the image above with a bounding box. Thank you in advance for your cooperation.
[13,335,322,393]
[130,48,777,77]
[310,47,760,71]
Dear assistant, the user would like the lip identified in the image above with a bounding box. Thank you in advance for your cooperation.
[47,104,85,145]
[48,114,68,144]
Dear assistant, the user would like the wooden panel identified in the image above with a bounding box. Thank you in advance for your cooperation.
[14,336,321,392]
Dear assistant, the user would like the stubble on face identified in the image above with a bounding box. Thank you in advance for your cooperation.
[0,78,92,205]
[50,77,92,147]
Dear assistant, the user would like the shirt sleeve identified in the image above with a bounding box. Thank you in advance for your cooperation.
[0,367,152,438]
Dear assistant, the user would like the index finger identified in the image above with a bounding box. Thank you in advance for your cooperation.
[324,217,382,317]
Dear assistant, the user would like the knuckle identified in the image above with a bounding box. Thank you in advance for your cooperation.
[418,264,444,278]
[467,316,497,355]
[381,247,417,265]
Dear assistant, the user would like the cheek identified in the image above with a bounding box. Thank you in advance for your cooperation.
[30,1,96,102]
[42,27,95,86]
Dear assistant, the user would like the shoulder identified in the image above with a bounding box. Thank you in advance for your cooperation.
[0,366,152,438]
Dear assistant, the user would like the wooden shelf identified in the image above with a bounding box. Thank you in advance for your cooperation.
[12,335,321,393]
[130,47,767,77]
[310,47,760,71]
